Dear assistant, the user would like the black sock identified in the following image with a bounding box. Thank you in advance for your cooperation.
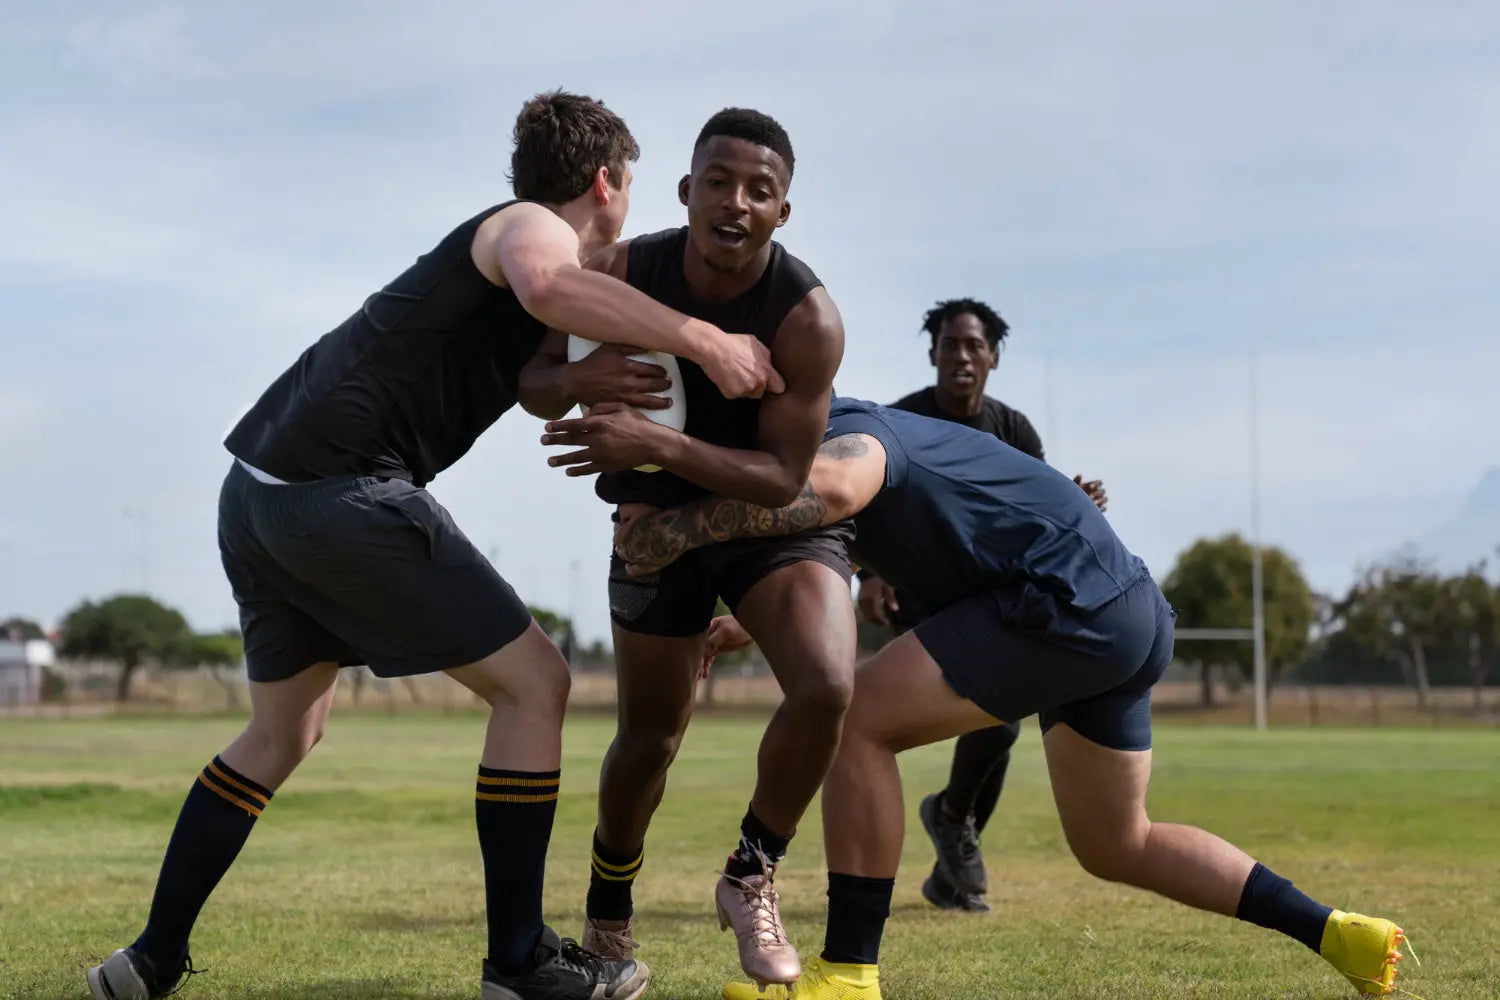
[821,873,894,966]
[476,766,560,976]
[942,723,1020,825]
[1235,862,1333,953]
[586,830,643,921]
[725,805,792,879]
[131,756,272,976]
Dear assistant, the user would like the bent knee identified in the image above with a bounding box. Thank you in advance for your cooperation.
[1066,825,1150,883]
[613,727,685,776]
[243,715,324,771]
[785,667,855,721]
[466,628,573,714]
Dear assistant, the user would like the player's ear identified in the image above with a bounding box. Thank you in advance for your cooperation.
[988,349,1000,370]
[928,343,938,367]
[776,199,791,228]
[591,166,611,204]
[678,175,691,206]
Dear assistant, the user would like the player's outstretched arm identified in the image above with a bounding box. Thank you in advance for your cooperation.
[612,432,885,577]
[542,289,843,508]
[483,206,783,399]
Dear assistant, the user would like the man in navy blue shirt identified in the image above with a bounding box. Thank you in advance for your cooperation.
[602,397,1405,1000]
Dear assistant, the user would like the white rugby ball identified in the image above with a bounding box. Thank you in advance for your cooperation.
[566,335,686,472]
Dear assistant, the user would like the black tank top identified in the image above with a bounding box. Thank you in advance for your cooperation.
[595,227,823,508]
[224,202,547,487]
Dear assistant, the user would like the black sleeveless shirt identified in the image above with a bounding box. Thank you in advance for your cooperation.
[595,227,823,508]
[224,202,548,488]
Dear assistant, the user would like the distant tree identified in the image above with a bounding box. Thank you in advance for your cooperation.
[1,617,46,641]
[1162,534,1316,705]
[528,605,575,662]
[1333,555,1447,708]
[163,629,246,708]
[58,595,191,701]
[1445,563,1499,711]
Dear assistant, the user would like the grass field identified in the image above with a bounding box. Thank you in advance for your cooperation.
[2,712,1497,1000]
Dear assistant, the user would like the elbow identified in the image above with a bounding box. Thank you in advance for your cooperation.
[512,270,565,327]
[519,396,569,422]
[818,481,856,521]
[516,373,572,422]
[757,476,805,510]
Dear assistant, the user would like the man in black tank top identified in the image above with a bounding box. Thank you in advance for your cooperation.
[861,298,1108,915]
[86,92,782,1000]
[520,109,853,988]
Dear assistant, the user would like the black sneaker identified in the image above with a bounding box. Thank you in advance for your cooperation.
[919,792,988,896]
[482,926,648,1000]
[87,947,203,999]
[921,865,991,913]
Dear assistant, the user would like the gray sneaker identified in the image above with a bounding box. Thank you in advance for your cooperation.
[919,792,988,896]
[482,926,648,1000]
[921,865,991,913]
[87,947,200,1000]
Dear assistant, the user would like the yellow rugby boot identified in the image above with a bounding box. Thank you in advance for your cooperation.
[1319,909,1409,996]
[722,956,881,1000]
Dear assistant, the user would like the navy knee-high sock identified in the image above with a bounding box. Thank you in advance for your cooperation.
[132,757,272,977]
[476,766,561,975]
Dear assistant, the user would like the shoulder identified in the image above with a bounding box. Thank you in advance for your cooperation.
[984,397,1044,456]
[472,201,578,285]
[985,396,1035,426]
[775,286,844,361]
[773,241,823,289]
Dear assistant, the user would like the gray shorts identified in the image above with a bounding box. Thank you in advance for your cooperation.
[217,460,532,682]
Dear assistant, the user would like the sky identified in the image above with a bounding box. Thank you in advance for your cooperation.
[2,1,1497,642]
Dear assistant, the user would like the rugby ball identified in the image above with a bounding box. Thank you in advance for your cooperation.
[566,335,686,472]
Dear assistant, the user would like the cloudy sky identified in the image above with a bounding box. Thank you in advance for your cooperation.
[3,1,1496,642]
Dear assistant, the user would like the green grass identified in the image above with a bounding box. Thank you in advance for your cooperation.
[2,713,1497,999]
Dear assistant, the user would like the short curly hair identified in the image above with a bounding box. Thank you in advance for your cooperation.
[921,298,1009,350]
[509,90,640,203]
[694,108,795,181]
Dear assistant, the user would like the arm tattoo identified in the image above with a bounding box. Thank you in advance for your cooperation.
[819,435,869,459]
[615,482,828,568]
[615,434,867,568]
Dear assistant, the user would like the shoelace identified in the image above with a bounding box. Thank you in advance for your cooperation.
[556,937,610,979]
[725,873,787,946]
[591,924,641,955]
[159,954,206,997]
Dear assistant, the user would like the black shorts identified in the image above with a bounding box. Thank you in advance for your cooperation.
[609,521,855,637]
[217,460,532,683]
[914,573,1175,751]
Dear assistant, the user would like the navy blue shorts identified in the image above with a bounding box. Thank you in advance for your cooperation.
[914,573,1175,751]
[217,460,532,682]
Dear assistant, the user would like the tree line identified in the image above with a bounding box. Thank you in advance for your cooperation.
[1163,534,1498,708]
[7,534,1495,706]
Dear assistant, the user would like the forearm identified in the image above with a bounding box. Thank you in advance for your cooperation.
[651,430,807,508]
[530,268,720,364]
[517,352,577,420]
[619,483,830,566]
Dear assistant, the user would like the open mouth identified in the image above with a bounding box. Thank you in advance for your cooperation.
[711,223,749,249]
[950,370,976,383]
